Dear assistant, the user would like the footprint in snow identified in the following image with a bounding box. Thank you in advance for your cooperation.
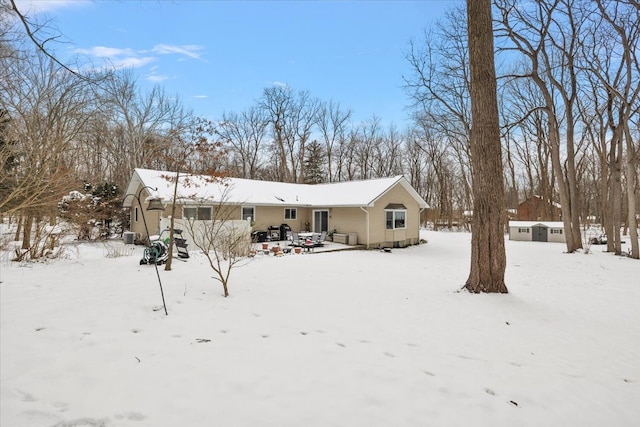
[18,390,37,402]
[115,411,146,421]
[52,401,69,412]
[51,417,109,427]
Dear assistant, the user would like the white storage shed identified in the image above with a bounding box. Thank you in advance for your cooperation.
[508,221,566,243]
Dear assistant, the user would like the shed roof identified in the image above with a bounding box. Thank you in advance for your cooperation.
[124,168,429,209]
[509,221,564,228]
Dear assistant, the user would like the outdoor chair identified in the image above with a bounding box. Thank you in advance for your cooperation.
[290,232,301,246]
[313,231,327,247]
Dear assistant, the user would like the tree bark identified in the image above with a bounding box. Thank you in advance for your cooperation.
[164,169,180,271]
[624,124,639,259]
[464,0,508,293]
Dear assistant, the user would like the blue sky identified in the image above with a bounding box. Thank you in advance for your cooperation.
[17,0,458,128]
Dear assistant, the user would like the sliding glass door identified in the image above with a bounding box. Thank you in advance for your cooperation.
[313,210,329,233]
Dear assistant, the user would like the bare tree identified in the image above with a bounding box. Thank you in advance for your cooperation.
[373,124,405,178]
[404,5,473,209]
[354,115,382,180]
[183,185,252,298]
[502,77,557,210]
[316,100,352,182]
[0,50,92,216]
[464,0,508,293]
[588,0,640,258]
[7,0,81,77]
[496,0,590,252]
[413,116,459,228]
[161,116,223,271]
[403,128,429,198]
[97,69,189,188]
[216,107,268,179]
[259,85,319,182]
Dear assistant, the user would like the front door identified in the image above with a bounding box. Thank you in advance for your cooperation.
[313,210,329,233]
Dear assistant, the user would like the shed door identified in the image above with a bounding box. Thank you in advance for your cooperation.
[532,225,548,242]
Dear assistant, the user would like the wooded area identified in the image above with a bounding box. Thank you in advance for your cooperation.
[1,0,638,259]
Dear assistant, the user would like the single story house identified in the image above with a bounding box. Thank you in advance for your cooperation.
[508,221,566,243]
[124,168,429,248]
[517,195,562,221]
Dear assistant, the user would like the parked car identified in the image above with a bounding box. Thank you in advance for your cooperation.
[590,234,607,245]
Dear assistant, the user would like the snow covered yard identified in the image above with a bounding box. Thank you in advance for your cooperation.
[1,231,638,427]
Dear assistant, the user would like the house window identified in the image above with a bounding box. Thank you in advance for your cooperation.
[197,207,212,221]
[134,206,139,223]
[183,207,212,220]
[385,210,406,230]
[551,229,563,234]
[284,208,297,220]
[518,228,529,233]
[242,206,255,222]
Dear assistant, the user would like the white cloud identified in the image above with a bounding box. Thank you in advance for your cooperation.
[146,74,170,83]
[152,44,205,61]
[193,95,208,99]
[75,43,205,72]
[114,56,156,69]
[14,0,90,14]
[75,45,156,70]
[76,46,136,58]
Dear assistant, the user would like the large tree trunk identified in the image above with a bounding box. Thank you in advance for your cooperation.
[464,0,508,293]
[21,213,33,250]
[608,133,624,254]
[624,125,639,259]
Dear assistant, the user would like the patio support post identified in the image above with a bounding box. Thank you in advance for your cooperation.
[360,206,370,249]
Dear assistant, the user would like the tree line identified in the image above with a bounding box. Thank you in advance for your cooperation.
[0,0,638,259]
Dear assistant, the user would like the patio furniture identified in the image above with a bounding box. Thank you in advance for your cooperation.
[333,233,348,244]
[298,232,314,240]
[315,231,327,245]
[290,231,301,246]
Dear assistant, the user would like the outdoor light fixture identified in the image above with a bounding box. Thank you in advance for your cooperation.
[122,186,168,316]
[146,197,165,211]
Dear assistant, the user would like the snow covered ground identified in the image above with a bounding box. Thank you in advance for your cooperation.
[1,230,639,427]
